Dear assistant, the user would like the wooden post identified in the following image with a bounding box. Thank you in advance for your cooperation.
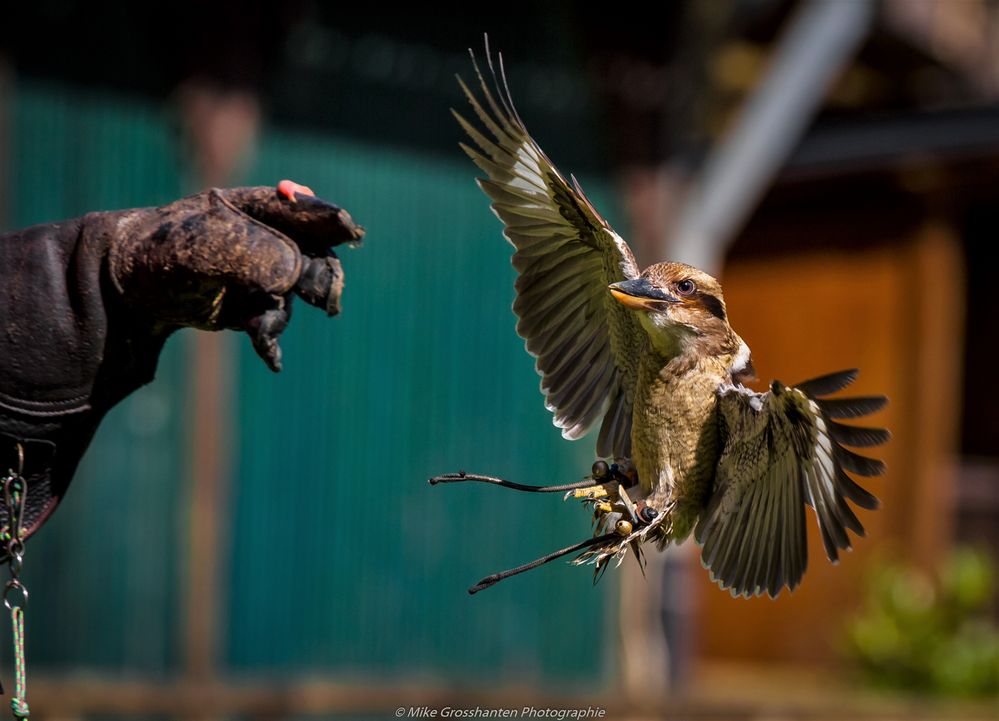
[177,83,260,714]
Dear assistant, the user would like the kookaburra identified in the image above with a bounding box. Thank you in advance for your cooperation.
[432,44,888,599]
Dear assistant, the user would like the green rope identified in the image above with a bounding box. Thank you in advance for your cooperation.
[9,606,26,719]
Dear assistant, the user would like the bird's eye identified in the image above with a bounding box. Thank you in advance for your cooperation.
[676,280,696,296]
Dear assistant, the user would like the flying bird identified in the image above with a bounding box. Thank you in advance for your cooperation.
[432,43,888,598]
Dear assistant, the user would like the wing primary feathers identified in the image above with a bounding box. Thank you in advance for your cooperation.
[524,308,591,362]
[835,466,881,510]
[702,370,887,597]
[458,71,514,151]
[569,173,608,229]
[479,177,549,208]
[493,53,519,125]
[539,322,607,381]
[495,47,530,133]
[818,396,888,419]
[596,390,632,458]
[834,446,887,477]
[794,369,858,396]
[746,475,775,595]
[830,481,866,535]
[469,48,515,142]
[828,422,891,448]
[483,37,514,120]
[453,100,507,164]
[458,137,546,196]
[803,463,844,561]
[455,38,643,458]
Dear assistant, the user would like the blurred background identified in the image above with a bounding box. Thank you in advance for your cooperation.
[1,0,998,719]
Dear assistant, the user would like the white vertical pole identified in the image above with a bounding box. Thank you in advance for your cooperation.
[668,0,875,273]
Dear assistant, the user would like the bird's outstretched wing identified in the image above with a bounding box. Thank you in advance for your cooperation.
[453,44,644,457]
[695,369,888,598]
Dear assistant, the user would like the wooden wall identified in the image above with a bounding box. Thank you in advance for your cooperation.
[692,211,965,665]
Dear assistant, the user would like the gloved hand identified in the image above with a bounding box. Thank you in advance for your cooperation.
[0,180,363,541]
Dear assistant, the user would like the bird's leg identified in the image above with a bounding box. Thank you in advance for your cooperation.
[571,484,613,501]
[572,459,648,530]
[570,465,619,533]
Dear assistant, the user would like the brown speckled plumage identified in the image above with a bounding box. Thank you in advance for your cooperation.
[633,351,729,539]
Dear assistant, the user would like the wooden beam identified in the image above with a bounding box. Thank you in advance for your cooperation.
[900,220,964,569]
[22,671,998,719]
[26,678,627,718]
[184,331,233,684]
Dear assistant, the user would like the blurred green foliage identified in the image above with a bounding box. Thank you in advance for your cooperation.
[845,548,999,697]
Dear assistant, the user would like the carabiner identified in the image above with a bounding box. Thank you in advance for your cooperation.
[3,579,27,610]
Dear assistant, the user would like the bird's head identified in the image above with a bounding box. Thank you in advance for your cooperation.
[609,262,732,357]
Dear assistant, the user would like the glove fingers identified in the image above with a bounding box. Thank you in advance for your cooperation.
[109,185,356,373]
[295,255,344,316]
[219,185,365,257]
[244,296,292,373]
[110,192,304,327]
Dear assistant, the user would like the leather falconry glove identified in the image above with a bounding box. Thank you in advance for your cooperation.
[0,180,364,543]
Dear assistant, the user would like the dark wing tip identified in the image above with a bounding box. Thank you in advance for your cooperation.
[828,422,891,448]
[795,369,859,397]
[835,447,888,477]
[795,372,887,514]
[817,395,889,419]
[718,576,794,600]
[835,467,881,510]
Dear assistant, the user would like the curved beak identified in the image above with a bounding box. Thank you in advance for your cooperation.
[608,278,679,310]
